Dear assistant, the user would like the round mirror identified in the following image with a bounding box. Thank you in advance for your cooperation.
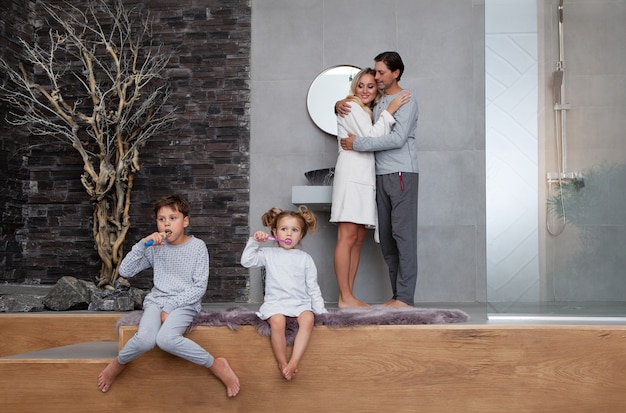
[307,65,361,135]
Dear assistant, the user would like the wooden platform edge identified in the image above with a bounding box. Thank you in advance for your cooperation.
[2,322,626,412]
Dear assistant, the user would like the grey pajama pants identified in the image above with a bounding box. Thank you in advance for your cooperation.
[118,303,214,368]
[376,172,419,306]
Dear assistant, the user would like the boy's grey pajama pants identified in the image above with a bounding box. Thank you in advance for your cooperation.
[118,303,214,368]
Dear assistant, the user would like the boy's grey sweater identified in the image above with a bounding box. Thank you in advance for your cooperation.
[119,235,209,314]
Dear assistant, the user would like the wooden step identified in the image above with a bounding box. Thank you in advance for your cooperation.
[0,312,122,357]
[2,323,626,412]
[1,341,118,361]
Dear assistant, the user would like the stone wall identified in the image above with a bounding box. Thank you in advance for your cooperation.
[0,0,251,302]
[0,0,34,284]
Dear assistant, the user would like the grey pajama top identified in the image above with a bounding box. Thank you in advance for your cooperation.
[240,238,327,320]
[119,235,209,314]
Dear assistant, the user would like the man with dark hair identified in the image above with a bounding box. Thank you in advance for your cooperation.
[337,51,419,307]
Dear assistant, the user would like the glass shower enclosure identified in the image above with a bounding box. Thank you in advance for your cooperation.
[486,0,626,319]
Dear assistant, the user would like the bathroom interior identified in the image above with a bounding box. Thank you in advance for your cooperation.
[3,3,626,411]
[250,0,626,322]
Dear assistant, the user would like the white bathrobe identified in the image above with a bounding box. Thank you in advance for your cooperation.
[330,101,396,228]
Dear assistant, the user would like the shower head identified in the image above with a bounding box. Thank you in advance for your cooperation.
[557,0,564,68]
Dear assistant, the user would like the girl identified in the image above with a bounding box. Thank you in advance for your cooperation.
[331,68,410,308]
[240,205,327,381]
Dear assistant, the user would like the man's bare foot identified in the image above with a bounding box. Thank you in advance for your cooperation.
[384,298,396,306]
[209,357,240,397]
[97,358,126,393]
[385,299,411,308]
[338,296,369,309]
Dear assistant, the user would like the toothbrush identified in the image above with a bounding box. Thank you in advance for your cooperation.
[268,237,292,244]
[145,231,172,247]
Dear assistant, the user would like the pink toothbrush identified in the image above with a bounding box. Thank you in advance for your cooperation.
[268,237,292,244]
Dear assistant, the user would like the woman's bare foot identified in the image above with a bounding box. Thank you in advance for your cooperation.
[97,358,126,393]
[338,296,369,309]
[209,357,240,397]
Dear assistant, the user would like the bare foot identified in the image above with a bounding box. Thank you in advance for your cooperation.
[384,298,396,306]
[209,357,240,397]
[97,358,126,393]
[282,362,299,381]
[277,362,288,377]
[338,296,369,309]
[385,299,411,309]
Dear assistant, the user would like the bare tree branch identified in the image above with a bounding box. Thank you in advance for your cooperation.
[0,0,176,286]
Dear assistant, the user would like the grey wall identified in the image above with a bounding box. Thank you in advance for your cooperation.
[250,0,486,304]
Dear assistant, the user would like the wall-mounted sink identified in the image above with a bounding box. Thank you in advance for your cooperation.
[292,186,332,211]
[304,168,334,186]
[292,169,334,211]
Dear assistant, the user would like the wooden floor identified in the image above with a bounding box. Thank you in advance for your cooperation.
[2,312,626,412]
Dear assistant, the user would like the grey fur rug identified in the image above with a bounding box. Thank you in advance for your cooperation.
[117,305,469,346]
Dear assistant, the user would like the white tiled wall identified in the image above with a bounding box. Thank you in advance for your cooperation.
[486,0,540,303]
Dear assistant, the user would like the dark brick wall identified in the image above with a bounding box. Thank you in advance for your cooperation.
[0,0,251,302]
[0,0,35,283]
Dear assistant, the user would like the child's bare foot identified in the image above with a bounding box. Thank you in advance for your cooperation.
[97,358,126,393]
[277,362,288,377]
[338,296,369,308]
[282,362,299,381]
[209,357,240,397]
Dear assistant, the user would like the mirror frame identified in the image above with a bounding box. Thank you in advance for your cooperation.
[306,65,361,135]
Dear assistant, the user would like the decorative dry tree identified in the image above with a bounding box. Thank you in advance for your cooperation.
[0,0,176,287]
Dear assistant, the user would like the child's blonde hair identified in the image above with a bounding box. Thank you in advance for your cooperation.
[261,205,318,239]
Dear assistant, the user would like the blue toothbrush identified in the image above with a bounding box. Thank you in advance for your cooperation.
[145,231,172,246]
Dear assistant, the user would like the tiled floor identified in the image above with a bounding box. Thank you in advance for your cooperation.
[487,301,626,325]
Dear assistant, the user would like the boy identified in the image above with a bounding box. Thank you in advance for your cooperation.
[97,194,240,397]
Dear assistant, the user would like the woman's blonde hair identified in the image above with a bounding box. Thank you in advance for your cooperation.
[261,205,318,238]
[345,67,382,119]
